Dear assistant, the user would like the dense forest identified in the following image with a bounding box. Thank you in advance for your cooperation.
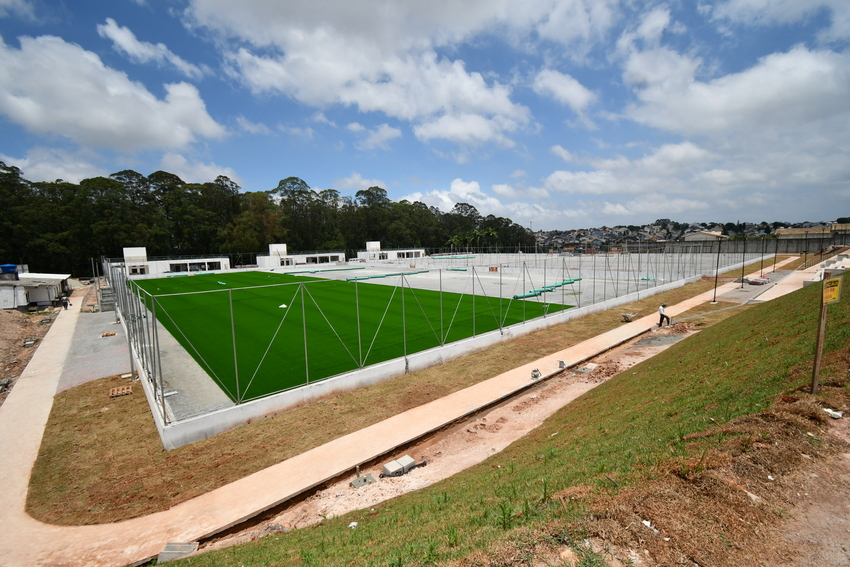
[0,162,534,276]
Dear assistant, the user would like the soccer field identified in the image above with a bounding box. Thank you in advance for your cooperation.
[134,271,571,403]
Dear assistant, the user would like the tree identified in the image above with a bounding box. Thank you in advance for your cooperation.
[0,162,31,266]
[355,186,391,242]
[220,192,282,253]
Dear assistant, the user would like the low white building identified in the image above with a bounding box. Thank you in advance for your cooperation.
[120,247,230,278]
[0,271,70,310]
[355,241,426,262]
[256,244,346,268]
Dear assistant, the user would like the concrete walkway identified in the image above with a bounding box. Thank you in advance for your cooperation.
[0,258,804,567]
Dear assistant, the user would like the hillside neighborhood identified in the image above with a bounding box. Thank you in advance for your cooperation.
[533,219,850,253]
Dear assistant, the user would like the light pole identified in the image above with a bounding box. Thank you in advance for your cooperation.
[803,231,809,267]
[740,236,746,289]
[772,236,779,273]
[711,236,721,304]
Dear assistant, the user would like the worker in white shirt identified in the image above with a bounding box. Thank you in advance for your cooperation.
[658,303,671,327]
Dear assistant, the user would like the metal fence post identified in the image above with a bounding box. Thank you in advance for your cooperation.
[229,289,240,401]
[301,284,309,384]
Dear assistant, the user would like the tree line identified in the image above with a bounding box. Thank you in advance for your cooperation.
[0,162,533,276]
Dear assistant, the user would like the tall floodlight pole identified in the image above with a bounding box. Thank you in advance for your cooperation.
[637,236,641,300]
[711,236,721,304]
[740,236,746,289]
[804,231,809,267]
[773,236,779,272]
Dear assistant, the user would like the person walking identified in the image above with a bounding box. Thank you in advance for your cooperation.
[658,303,671,327]
[61,296,69,310]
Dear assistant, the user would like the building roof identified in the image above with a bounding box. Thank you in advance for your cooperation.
[774,227,831,236]
[682,230,728,240]
[16,273,71,286]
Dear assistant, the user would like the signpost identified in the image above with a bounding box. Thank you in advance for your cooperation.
[811,273,842,394]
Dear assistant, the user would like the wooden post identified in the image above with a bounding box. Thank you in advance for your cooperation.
[812,272,840,394]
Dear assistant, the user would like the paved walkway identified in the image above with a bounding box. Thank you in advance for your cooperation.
[0,258,803,567]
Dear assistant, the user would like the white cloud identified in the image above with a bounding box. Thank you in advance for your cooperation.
[0,147,106,183]
[278,124,314,138]
[601,193,710,216]
[184,0,608,148]
[237,115,272,134]
[347,122,365,132]
[0,0,33,18]
[613,37,850,213]
[543,142,716,196]
[159,153,242,184]
[402,177,558,223]
[0,35,225,151]
[492,183,517,198]
[334,171,386,190]
[414,113,519,147]
[355,123,401,150]
[509,169,527,179]
[492,182,549,200]
[402,178,498,214]
[713,0,850,41]
[532,69,596,113]
[97,19,207,79]
[185,0,620,60]
[312,112,335,126]
[551,144,577,162]
[625,45,850,139]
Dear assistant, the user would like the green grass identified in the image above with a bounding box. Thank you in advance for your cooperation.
[135,271,571,402]
[170,274,850,567]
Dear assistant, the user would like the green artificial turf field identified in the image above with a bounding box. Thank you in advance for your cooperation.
[134,271,572,402]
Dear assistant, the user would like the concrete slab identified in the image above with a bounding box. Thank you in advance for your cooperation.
[57,311,130,393]
[157,542,198,563]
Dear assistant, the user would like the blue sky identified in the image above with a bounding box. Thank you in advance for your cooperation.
[0,0,848,230]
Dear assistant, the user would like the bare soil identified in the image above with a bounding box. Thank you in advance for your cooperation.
[0,308,58,407]
[0,284,99,407]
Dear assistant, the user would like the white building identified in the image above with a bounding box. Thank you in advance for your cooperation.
[121,247,230,278]
[256,244,346,268]
[0,271,70,310]
[356,241,426,262]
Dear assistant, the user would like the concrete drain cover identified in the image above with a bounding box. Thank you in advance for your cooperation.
[576,362,598,373]
[157,542,198,563]
[634,335,687,348]
[350,473,377,489]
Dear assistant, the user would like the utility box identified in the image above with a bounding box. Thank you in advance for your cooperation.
[382,460,404,476]
[397,455,416,473]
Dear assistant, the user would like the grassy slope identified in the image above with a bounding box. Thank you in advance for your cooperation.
[170,274,850,566]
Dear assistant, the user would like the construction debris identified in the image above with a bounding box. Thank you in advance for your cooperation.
[109,385,133,398]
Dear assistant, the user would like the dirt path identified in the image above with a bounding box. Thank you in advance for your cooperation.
[0,283,98,407]
[772,418,850,566]
[202,326,699,552]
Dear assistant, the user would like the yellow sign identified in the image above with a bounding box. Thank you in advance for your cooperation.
[823,277,842,305]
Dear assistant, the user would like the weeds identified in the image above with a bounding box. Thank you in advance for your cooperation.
[497,499,515,530]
